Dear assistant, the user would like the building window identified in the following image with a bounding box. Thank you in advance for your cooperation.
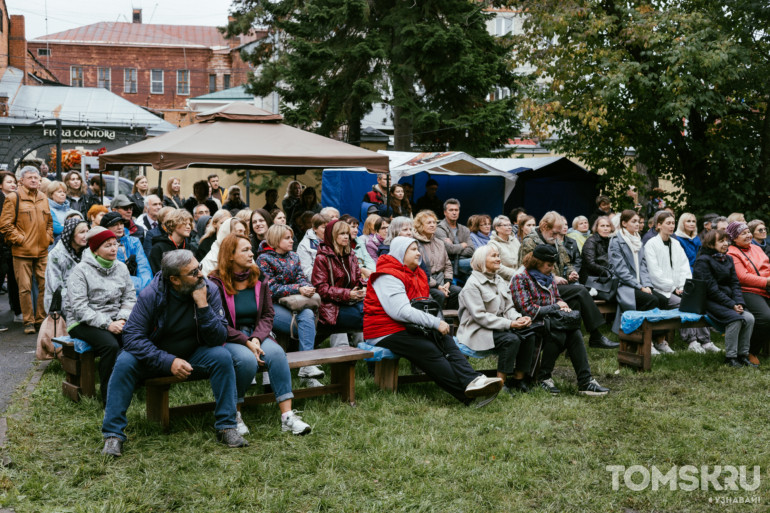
[70,66,83,87]
[124,68,137,93]
[97,68,111,90]
[223,74,231,90]
[177,70,190,95]
[150,69,164,94]
[494,17,515,36]
[37,48,50,57]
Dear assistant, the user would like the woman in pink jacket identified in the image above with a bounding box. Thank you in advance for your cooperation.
[726,221,770,364]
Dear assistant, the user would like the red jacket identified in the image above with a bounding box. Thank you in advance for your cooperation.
[311,221,364,325]
[363,254,430,339]
[727,244,770,298]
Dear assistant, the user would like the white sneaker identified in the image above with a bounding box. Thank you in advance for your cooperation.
[654,341,675,354]
[13,314,23,324]
[464,375,503,398]
[235,411,249,436]
[298,365,325,379]
[688,341,706,354]
[300,377,324,388]
[281,410,311,435]
[650,345,661,356]
[701,342,722,353]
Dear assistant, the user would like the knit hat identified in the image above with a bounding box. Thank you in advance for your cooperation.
[86,226,117,253]
[100,211,126,228]
[725,221,749,242]
[533,244,558,263]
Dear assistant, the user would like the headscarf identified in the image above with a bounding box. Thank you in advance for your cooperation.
[726,221,749,243]
[61,217,88,263]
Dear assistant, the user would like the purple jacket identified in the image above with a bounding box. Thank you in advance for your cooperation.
[208,271,275,344]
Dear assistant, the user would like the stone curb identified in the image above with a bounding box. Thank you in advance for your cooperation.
[0,359,51,451]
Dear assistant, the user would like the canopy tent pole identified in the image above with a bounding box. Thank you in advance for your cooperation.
[157,170,164,200]
[245,169,250,208]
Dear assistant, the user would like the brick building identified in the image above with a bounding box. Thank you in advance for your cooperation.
[27,9,264,126]
[0,0,59,88]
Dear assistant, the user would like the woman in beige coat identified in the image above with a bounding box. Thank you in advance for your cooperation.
[413,210,461,309]
[488,215,521,281]
[457,244,536,394]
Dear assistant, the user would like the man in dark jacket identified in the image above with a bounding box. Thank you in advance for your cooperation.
[101,250,248,457]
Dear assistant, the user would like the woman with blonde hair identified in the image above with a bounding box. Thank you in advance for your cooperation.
[567,216,590,251]
[413,210,461,309]
[201,218,248,276]
[458,244,535,394]
[673,212,701,270]
[129,175,149,214]
[148,209,194,274]
[47,180,75,247]
[209,233,311,436]
[196,209,231,261]
[162,177,183,209]
[256,224,321,386]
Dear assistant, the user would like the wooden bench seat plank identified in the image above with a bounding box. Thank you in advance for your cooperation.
[618,318,710,371]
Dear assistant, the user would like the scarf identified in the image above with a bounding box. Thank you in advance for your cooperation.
[61,218,87,263]
[619,228,642,282]
[674,229,695,241]
[95,255,115,268]
[529,269,553,289]
[234,270,251,282]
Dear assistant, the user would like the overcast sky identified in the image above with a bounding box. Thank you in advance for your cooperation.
[5,0,238,40]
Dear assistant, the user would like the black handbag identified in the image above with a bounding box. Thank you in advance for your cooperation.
[679,278,708,314]
[546,309,582,331]
[585,275,619,302]
[404,296,443,343]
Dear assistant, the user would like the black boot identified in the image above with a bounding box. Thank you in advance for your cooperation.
[724,357,743,368]
[504,378,529,394]
[588,332,619,349]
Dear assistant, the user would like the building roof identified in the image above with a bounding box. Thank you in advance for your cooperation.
[31,22,263,49]
[2,77,175,135]
[191,85,253,101]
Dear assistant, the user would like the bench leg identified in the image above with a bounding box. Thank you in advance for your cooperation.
[80,352,96,398]
[374,359,399,393]
[330,362,357,406]
[641,326,653,372]
[146,384,171,431]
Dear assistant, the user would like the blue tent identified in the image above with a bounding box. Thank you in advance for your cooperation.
[480,157,598,222]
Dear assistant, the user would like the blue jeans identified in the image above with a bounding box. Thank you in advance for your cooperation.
[335,302,364,332]
[272,304,317,352]
[102,347,238,441]
[223,343,258,403]
[236,327,294,403]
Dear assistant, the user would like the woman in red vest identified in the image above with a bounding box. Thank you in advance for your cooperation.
[364,236,503,407]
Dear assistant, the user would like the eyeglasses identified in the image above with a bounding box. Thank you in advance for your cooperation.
[179,262,203,278]
[757,228,767,233]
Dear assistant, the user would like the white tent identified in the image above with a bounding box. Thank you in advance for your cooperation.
[379,150,518,198]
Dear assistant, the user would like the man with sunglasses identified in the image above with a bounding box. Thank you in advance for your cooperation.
[101,249,248,457]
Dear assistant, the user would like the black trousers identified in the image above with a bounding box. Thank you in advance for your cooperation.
[743,292,770,355]
[0,251,21,315]
[378,331,480,404]
[430,284,462,310]
[492,330,535,376]
[634,288,669,310]
[537,328,592,386]
[69,323,122,403]
[557,284,605,333]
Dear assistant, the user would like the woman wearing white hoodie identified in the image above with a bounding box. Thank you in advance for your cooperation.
[644,211,719,353]
[297,214,328,280]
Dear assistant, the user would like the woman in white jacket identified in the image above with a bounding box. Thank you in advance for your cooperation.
[644,211,717,353]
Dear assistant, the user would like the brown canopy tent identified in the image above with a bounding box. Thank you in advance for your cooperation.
[98,103,389,198]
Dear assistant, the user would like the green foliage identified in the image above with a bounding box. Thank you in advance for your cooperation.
[226,0,521,155]
[514,0,770,218]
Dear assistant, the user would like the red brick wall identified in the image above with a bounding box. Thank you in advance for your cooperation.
[27,42,252,123]
[8,14,26,70]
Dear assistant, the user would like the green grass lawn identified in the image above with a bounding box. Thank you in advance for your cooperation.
[1,332,770,512]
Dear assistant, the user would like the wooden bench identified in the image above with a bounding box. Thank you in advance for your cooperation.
[145,346,373,430]
[618,318,711,371]
[57,338,96,401]
[594,300,616,316]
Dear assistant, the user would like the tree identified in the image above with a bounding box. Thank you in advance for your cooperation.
[513,0,770,217]
[226,0,521,155]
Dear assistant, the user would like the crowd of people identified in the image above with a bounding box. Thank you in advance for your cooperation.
[0,166,765,458]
